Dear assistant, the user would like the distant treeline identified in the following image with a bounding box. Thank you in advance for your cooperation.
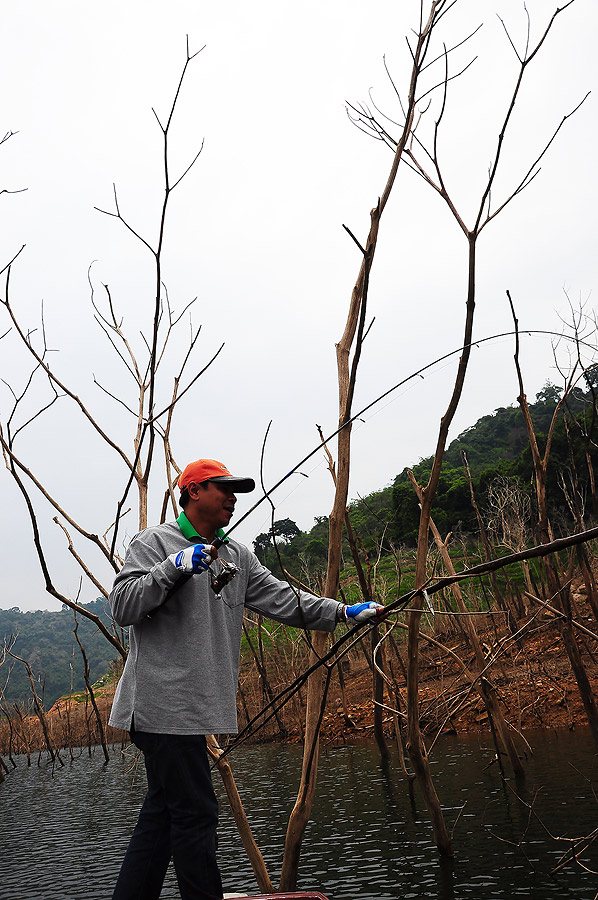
[0,599,116,708]
[254,382,598,575]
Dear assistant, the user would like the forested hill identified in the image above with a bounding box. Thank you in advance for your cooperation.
[254,382,598,572]
[0,599,116,709]
[441,383,562,472]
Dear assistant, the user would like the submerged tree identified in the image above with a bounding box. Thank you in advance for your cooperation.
[348,0,586,854]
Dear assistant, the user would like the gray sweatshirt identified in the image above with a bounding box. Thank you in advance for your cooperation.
[108,519,338,735]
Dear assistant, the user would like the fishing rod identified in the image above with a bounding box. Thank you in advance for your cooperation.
[217,520,598,758]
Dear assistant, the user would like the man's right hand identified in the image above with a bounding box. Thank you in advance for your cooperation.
[344,601,384,623]
[171,544,217,574]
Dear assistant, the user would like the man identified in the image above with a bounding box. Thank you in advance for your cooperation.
[109,458,383,900]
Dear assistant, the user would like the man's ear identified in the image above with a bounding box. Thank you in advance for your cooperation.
[188,481,210,498]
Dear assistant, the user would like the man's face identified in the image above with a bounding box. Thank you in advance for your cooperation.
[188,480,237,533]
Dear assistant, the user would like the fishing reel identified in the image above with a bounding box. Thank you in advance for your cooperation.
[210,559,240,599]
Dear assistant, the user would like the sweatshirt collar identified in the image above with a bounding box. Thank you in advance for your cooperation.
[176,510,228,544]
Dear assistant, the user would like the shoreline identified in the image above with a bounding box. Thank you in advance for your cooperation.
[3,592,598,762]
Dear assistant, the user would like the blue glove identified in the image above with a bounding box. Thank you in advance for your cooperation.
[170,544,215,574]
[345,601,383,624]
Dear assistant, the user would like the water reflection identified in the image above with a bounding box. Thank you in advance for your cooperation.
[1,729,598,899]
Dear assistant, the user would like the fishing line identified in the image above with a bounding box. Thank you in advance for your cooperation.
[217,327,589,546]
[248,457,331,540]
[252,411,379,536]
[351,355,457,430]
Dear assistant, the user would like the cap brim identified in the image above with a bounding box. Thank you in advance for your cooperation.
[208,475,255,493]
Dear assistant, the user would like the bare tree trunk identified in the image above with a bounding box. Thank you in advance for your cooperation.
[384,639,413,781]
[280,7,441,884]
[317,426,369,735]
[371,625,390,759]
[242,621,288,738]
[11,703,31,765]
[409,471,524,775]
[404,236,480,858]
[562,418,598,623]
[73,614,110,764]
[0,690,17,768]
[206,735,274,894]
[8,650,62,766]
[554,580,598,747]
[336,659,356,729]
[510,296,598,747]
[461,450,519,632]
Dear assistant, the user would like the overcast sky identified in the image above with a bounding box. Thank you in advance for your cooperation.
[0,0,596,612]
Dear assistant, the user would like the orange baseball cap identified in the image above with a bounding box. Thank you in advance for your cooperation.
[178,458,255,493]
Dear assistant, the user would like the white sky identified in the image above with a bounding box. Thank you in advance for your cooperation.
[0,0,596,612]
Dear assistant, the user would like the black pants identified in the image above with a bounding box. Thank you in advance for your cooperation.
[111,731,223,900]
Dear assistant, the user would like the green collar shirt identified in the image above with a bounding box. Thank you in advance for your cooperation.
[176,510,228,545]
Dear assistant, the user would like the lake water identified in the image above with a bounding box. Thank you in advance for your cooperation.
[2,729,598,899]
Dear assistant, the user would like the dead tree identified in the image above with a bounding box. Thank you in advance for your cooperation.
[0,46,208,657]
[350,0,585,854]
[560,417,598,622]
[509,295,598,747]
[409,471,525,775]
[0,668,19,767]
[462,450,521,632]
[73,612,109,763]
[318,425,389,757]
[0,42,227,646]
[279,3,452,886]
[486,473,535,610]
[558,304,598,619]
[6,646,61,766]
[206,735,275,895]
[0,42,274,887]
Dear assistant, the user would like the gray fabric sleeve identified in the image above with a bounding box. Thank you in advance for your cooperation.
[109,533,184,626]
[242,550,338,632]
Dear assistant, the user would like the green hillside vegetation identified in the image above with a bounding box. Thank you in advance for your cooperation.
[253,382,598,578]
[0,599,118,709]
